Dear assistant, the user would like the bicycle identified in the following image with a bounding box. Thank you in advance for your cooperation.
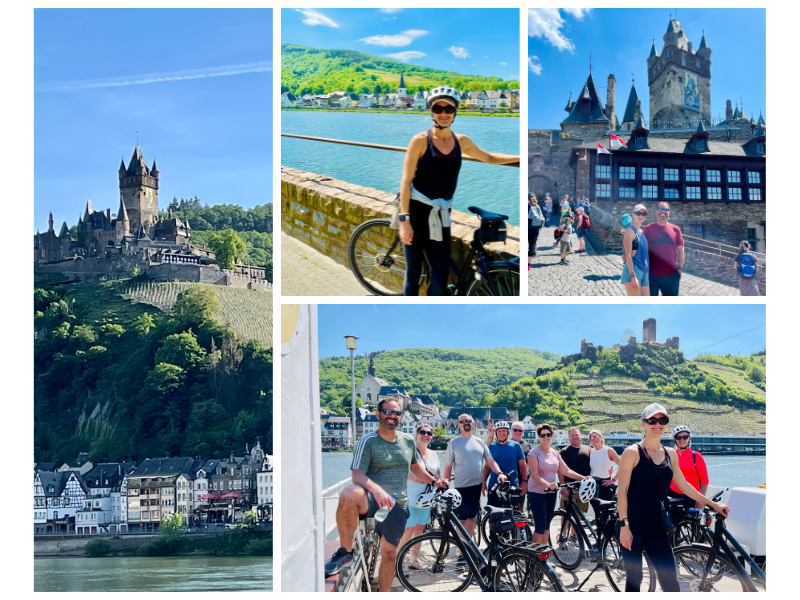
[396,490,564,592]
[479,476,532,547]
[669,490,726,547]
[549,481,657,592]
[333,516,380,592]
[671,510,766,592]
[347,205,519,296]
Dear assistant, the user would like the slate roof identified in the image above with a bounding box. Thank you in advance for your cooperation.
[649,41,658,58]
[572,136,764,158]
[449,407,513,421]
[83,463,130,490]
[129,457,197,477]
[38,471,76,497]
[564,92,575,112]
[36,461,59,472]
[413,394,437,405]
[621,84,639,124]
[698,34,709,50]
[379,385,410,397]
[562,73,609,124]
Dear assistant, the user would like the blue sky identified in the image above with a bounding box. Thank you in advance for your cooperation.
[34,9,273,232]
[528,8,766,127]
[282,8,519,81]
[318,304,765,360]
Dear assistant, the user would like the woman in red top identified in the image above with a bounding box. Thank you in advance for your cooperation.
[667,426,709,511]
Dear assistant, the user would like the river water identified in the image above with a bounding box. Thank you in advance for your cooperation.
[281,111,521,225]
[33,555,272,592]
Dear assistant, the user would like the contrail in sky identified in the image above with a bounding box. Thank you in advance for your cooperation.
[36,61,272,92]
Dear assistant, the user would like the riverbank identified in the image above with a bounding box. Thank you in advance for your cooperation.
[282,107,519,117]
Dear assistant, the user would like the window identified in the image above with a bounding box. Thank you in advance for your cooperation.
[707,170,721,183]
[697,139,706,151]
[707,187,722,200]
[686,169,700,182]
[635,135,646,148]
[748,172,761,184]
[596,183,610,198]
[728,170,741,183]
[664,188,680,199]
[756,143,765,153]
[664,168,679,181]
[642,167,657,180]
[729,187,742,201]
[596,165,610,178]
[749,189,762,201]
[696,60,700,68]
[681,55,685,65]
[686,187,701,200]
[620,166,636,179]
[619,187,636,198]
[142,511,149,519]
[747,228,757,240]
[668,50,672,57]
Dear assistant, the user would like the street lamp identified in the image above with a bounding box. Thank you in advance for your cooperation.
[344,335,359,449]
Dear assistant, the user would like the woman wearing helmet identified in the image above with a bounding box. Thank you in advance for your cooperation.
[588,429,621,501]
[667,426,710,512]
[397,422,441,568]
[527,423,588,545]
[397,85,519,295]
[616,404,729,591]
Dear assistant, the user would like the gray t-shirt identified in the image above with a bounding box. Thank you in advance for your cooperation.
[445,435,491,488]
[351,432,418,506]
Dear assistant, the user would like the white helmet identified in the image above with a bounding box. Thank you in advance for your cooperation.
[416,490,438,509]
[578,478,598,504]
[426,85,461,109]
[436,488,462,509]
[495,421,511,431]
[672,425,691,438]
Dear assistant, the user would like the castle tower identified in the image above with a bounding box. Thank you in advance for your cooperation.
[648,17,711,129]
[620,82,640,130]
[48,212,54,232]
[725,99,733,120]
[643,318,657,344]
[605,74,617,130]
[119,146,159,235]
[115,194,131,242]
[561,72,610,139]
[398,73,407,98]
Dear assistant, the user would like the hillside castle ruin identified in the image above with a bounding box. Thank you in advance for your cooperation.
[564,317,680,364]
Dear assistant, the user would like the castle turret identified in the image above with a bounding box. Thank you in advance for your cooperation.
[605,74,617,129]
[564,91,575,113]
[757,111,766,127]
[368,358,376,377]
[48,212,54,232]
[621,82,640,130]
[84,199,94,219]
[119,146,159,235]
[697,32,711,60]
[726,100,733,120]
[58,221,69,239]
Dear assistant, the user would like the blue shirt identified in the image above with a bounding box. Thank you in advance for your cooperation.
[487,440,524,488]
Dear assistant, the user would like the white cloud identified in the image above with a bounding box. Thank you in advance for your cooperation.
[361,29,428,47]
[384,51,427,62]
[528,56,542,75]
[528,8,591,53]
[449,46,470,59]
[383,17,396,21]
[500,62,507,66]
[36,61,273,92]
[380,8,402,13]
[295,8,339,28]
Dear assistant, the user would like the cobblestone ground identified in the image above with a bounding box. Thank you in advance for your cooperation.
[528,226,740,297]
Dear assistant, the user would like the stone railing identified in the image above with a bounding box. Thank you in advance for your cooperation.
[281,167,520,289]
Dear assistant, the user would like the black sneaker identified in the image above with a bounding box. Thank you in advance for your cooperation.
[324,547,353,577]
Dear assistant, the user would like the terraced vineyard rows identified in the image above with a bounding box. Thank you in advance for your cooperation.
[120,281,273,348]
[584,411,765,436]
[696,362,766,399]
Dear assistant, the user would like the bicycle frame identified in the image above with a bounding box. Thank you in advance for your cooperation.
[695,518,766,592]
[559,490,600,558]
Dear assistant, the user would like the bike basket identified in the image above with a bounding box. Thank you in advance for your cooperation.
[490,511,514,534]
[475,219,507,244]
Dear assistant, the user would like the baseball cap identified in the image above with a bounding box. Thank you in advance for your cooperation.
[641,403,669,420]
[633,203,648,214]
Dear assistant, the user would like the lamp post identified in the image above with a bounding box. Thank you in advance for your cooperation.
[344,335,359,449]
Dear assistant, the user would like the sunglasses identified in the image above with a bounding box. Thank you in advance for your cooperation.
[418,430,433,437]
[657,208,670,212]
[459,420,473,424]
[644,416,670,425]
[512,428,524,432]
[634,211,648,217]
[590,434,601,439]
[380,409,402,417]
[539,432,553,438]
[431,104,457,114]
[674,434,690,441]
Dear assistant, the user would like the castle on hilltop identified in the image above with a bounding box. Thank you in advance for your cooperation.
[565,317,680,364]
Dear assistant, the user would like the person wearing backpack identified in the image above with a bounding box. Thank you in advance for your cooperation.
[528,194,545,268]
[557,212,574,265]
[666,426,709,512]
[733,240,760,296]
[574,206,590,254]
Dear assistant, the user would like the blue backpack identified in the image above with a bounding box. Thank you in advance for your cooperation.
[738,253,757,278]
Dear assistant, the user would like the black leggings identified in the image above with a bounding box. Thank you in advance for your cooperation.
[621,518,680,592]
[528,222,541,256]
[594,477,616,501]
[527,491,557,535]
[403,202,451,296]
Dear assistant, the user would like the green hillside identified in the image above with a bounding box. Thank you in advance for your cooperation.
[319,347,560,412]
[281,44,519,96]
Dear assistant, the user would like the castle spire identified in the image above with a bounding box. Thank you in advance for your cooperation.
[58,221,69,239]
[649,39,658,58]
[117,195,129,222]
[48,212,54,232]
[84,199,94,219]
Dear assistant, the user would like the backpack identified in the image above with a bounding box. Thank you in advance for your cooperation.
[554,229,564,240]
[738,253,756,278]
[582,215,591,229]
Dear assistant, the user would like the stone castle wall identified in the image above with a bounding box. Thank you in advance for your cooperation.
[281,167,520,291]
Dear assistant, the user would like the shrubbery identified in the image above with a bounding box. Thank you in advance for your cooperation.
[84,538,112,557]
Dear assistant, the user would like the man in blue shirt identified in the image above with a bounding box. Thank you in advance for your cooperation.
[482,421,527,508]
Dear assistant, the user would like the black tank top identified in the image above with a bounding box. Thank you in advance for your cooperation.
[411,130,462,201]
[628,444,673,521]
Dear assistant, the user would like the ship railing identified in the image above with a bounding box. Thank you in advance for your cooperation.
[322,477,352,537]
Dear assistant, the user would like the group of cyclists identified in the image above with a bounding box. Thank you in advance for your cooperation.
[324,397,730,592]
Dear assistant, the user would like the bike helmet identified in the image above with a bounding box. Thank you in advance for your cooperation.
[578,478,598,504]
[563,211,574,219]
[416,490,438,509]
[672,425,691,438]
[436,488,462,509]
[427,85,460,129]
[495,421,510,431]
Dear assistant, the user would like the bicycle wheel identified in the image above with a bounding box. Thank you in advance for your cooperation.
[396,531,472,592]
[672,545,751,592]
[675,519,713,547]
[347,219,406,296]
[465,264,520,296]
[601,535,656,592]
[495,548,566,592]
[549,510,584,570]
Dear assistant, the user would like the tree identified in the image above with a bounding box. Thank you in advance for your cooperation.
[155,332,207,371]
[161,512,185,531]
[433,426,447,440]
[171,286,221,329]
[208,228,247,271]
[133,313,156,337]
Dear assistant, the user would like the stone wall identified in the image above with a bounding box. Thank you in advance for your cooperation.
[281,167,520,290]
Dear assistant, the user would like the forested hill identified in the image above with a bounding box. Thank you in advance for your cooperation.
[319,347,559,412]
[281,44,520,96]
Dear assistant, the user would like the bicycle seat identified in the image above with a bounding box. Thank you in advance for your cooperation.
[468,206,508,223]
[590,498,617,513]
[484,505,512,522]
[668,498,686,507]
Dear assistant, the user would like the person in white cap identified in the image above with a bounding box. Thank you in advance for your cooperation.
[615,403,730,592]
[621,204,650,296]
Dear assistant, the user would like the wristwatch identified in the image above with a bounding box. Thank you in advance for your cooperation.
[399,214,411,222]
[618,517,630,527]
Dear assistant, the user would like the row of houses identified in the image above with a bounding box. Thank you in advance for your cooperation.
[282,88,520,111]
[33,441,273,536]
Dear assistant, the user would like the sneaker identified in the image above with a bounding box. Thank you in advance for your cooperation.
[528,264,531,270]
[564,259,570,264]
[324,547,353,577]
[559,259,566,265]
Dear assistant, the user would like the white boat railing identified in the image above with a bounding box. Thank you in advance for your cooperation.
[322,477,351,537]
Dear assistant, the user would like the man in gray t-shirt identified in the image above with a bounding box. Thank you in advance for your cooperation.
[444,414,507,541]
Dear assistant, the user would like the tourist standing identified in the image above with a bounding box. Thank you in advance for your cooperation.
[733,241,760,296]
[557,213,574,265]
[397,86,519,296]
[588,430,621,501]
[559,427,592,525]
[527,423,587,545]
[528,194,545,268]
[488,420,533,512]
[444,414,507,544]
[667,426,709,512]
[616,403,729,592]
[541,194,552,227]
[622,205,650,296]
[643,202,685,296]
[482,421,527,507]
[574,206,589,254]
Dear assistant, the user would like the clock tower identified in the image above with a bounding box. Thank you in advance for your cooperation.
[118,146,159,234]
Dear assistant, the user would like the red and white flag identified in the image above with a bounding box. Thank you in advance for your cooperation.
[578,150,588,161]
[597,143,610,154]
[609,133,627,148]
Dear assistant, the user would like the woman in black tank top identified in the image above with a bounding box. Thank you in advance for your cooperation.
[397,87,519,296]
[615,404,730,591]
